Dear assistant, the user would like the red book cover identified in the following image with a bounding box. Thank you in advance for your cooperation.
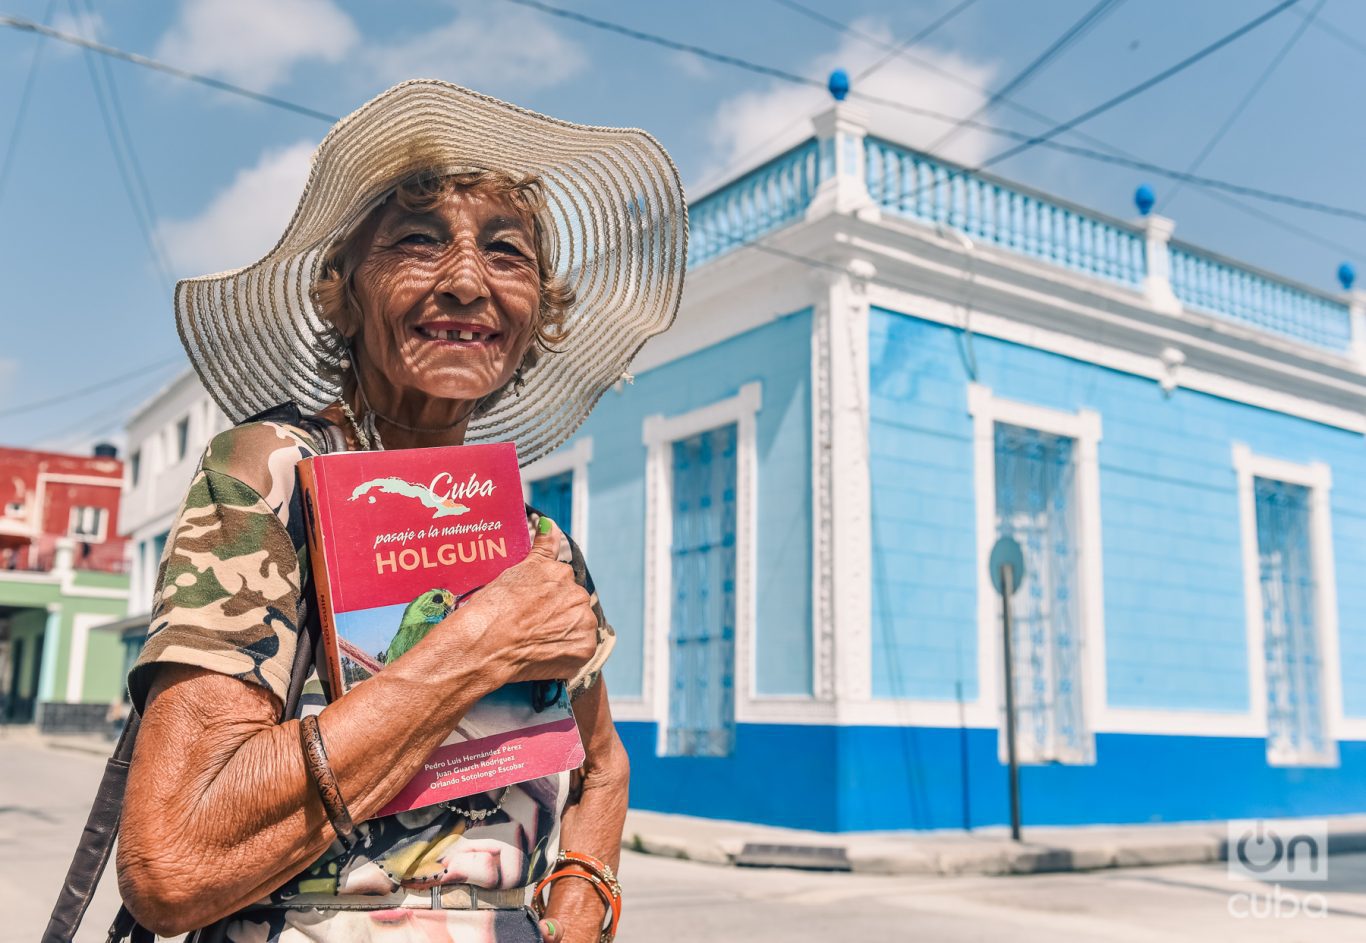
[297,443,584,818]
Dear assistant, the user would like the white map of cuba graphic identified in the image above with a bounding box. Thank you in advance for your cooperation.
[348,471,497,519]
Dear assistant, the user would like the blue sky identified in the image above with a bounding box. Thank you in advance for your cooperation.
[2,0,1364,450]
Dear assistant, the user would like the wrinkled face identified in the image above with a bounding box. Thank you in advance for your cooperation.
[351,186,541,404]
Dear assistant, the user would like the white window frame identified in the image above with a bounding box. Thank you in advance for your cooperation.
[66,613,108,703]
[68,506,108,543]
[521,437,593,557]
[968,384,1104,762]
[623,383,761,747]
[1232,443,1344,765]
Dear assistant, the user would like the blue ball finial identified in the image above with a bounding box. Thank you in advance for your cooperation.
[1134,184,1155,216]
[828,68,850,101]
[1339,262,1356,291]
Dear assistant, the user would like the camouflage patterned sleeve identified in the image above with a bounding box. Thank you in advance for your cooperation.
[525,508,616,699]
[127,421,318,713]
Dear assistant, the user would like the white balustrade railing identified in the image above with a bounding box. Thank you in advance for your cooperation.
[687,139,822,269]
[1170,245,1352,351]
[685,126,1354,355]
[864,137,1146,288]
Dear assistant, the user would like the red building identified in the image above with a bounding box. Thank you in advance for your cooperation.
[0,444,127,573]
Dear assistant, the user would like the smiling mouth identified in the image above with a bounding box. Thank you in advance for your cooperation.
[414,324,501,344]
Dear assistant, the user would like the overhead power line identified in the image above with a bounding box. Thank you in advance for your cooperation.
[764,0,1361,258]
[703,0,977,193]
[506,0,1365,225]
[1295,4,1366,63]
[500,0,820,87]
[855,0,982,80]
[765,0,983,82]
[925,0,1126,154]
[1159,0,1323,211]
[978,0,1302,170]
[0,0,57,210]
[70,0,173,289]
[0,14,340,122]
[0,354,184,419]
[3,5,1358,226]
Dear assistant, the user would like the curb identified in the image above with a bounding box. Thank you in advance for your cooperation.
[623,823,1366,877]
[42,735,116,758]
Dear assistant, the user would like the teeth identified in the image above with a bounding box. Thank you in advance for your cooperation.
[422,327,489,341]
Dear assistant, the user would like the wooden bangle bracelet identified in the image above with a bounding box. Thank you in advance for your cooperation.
[299,713,358,851]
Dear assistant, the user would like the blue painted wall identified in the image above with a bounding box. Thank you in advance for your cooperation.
[562,309,813,698]
[869,307,1366,718]
[607,304,1366,833]
[621,720,1366,831]
[838,726,1366,831]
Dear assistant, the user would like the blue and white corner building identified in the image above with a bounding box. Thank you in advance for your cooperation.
[523,99,1366,832]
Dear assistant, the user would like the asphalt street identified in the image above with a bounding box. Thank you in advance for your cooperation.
[4,733,1364,942]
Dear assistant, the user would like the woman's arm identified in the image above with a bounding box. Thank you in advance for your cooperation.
[539,679,630,943]
[118,525,598,937]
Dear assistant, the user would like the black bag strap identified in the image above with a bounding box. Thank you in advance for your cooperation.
[41,407,339,943]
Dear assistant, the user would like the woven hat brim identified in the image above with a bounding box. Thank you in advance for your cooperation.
[174,79,688,465]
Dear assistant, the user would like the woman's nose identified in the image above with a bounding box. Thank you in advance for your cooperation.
[435,247,489,306]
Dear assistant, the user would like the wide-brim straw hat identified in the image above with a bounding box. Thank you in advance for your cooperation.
[175,79,687,465]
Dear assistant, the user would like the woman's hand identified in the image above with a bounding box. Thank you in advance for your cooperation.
[534,677,629,943]
[459,518,599,686]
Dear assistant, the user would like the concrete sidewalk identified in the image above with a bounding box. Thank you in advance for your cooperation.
[1,724,116,757]
[623,808,1366,876]
[14,727,1362,880]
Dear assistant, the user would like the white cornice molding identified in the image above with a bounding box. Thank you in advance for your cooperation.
[652,212,1366,432]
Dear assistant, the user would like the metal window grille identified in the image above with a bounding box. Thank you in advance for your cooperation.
[1254,477,1334,766]
[529,471,574,537]
[993,422,1093,765]
[665,424,738,757]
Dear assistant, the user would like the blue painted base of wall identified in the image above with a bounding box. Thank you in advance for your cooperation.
[618,720,1366,833]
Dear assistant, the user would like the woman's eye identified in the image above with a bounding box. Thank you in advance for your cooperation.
[397,232,438,246]
[488,239,528,258]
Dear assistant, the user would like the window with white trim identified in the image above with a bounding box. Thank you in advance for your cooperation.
[175,416,190,462]
[642,383,760,753]
[969,385,1102,767]
[665,423,738,756]
[69,506,107,541]
[521,437,592,554]
[1234,445,1339,767]
[529,472,574,536]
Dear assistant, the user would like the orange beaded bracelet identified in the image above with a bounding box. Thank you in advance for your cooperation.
[531,851,622,943]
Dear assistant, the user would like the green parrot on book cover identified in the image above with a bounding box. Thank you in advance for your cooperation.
[383,587,565,710]
[385,588,456,664]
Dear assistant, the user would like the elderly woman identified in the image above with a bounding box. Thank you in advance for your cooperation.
[114,81,686,943]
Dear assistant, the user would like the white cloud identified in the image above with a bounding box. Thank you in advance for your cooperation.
[696,20,998,192]
[365,5,586,94]
[671,50,712,80]
[155,0,359,90]
[159,140,315,275]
